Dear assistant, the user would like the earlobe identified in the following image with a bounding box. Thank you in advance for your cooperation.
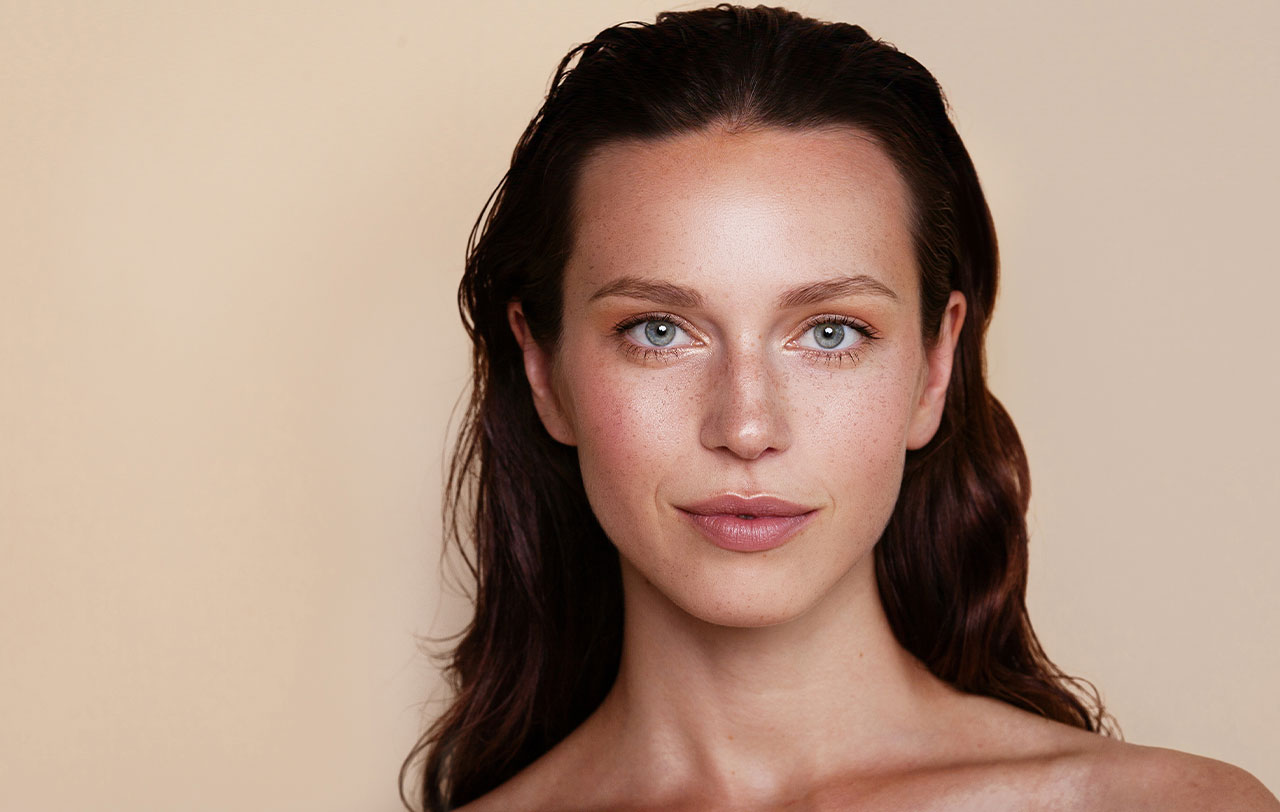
[905,291,966,451]
[506,301,578,446]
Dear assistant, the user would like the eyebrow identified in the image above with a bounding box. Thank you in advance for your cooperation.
[587,273,899,308]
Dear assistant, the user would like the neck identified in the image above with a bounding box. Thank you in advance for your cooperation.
[586,551,954,805]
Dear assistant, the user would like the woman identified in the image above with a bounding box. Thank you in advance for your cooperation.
[402,5,1278,810]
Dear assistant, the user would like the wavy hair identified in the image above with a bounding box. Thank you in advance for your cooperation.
[401,5,1114,810]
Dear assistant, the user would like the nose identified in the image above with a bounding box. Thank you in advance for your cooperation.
[699,345,792,460]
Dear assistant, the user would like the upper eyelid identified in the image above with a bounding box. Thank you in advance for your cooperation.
[796,313,873,332]
[615,312,697,332]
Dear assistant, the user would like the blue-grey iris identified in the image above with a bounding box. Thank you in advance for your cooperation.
[645,321,676,346]
[814,323,844,349]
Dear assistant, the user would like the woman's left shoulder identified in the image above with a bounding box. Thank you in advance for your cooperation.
[1055,735,1279,811]
[951,695,1277,810]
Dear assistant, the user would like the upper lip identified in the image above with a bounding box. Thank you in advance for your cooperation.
[679,494,815,518]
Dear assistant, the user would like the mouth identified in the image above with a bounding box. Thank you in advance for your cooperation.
[676,494,817,552]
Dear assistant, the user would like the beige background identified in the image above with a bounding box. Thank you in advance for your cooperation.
[2,1,1276,809]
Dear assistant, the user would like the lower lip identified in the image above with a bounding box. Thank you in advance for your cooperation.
[678,509,816,552]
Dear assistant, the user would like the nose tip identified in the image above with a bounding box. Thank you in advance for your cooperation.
[714,420,780,461]
[699,354,791,460]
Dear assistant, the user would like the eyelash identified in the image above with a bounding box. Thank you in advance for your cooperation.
[610,312,882,366]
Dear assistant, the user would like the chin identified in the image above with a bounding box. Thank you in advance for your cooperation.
[621,551,839,629]
[684,600,811,629]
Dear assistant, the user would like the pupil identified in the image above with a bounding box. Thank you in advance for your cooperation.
[814,323,844,349]
[645,321,675,347]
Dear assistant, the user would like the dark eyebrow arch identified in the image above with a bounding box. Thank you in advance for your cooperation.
[587,277,705,308]
[587,273,898,308]
[777,274,899,307]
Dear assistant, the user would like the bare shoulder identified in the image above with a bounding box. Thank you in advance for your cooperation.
[936,693,1278,811]
[1076,740,1279,811]
[448,723,603,812]
[450,780,535,812]
[449,768,546,812]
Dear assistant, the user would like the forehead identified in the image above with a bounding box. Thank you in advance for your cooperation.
[565,126,918,305]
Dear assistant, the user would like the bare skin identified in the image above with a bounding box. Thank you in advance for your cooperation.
[461,695,1275,812]
[460,561,1276,811]
[459,127,1279,812]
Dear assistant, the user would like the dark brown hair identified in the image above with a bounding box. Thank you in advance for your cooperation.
[401,5,1113,810]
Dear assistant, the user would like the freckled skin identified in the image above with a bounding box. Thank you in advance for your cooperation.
[550,127,931,628]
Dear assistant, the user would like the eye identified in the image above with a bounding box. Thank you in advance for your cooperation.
[795,318,870,353]
[620,317,695,349]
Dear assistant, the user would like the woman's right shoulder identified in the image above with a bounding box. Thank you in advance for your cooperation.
[448,765,553,812]
[449,783,527,812]
[447,741,586,812]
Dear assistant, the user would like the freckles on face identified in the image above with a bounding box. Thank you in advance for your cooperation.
[551,126,929,626]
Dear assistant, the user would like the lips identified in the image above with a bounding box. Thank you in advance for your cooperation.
[677,494,817,552]
[680,494,814,518]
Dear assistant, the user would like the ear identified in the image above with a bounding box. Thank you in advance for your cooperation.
[507,301,577,446]
[905,291,966,451]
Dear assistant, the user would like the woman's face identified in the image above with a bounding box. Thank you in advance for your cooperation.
[509,126,964,628]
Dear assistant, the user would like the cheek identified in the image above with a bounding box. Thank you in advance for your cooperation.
[792,361,918,520]
[811,361,917,452]
[839,379,914,511]
[565,360,694,519]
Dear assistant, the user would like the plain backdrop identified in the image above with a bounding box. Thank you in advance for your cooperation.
[2,1,1276,810]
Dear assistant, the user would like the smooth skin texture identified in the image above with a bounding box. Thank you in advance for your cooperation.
[463,127,1278,811]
